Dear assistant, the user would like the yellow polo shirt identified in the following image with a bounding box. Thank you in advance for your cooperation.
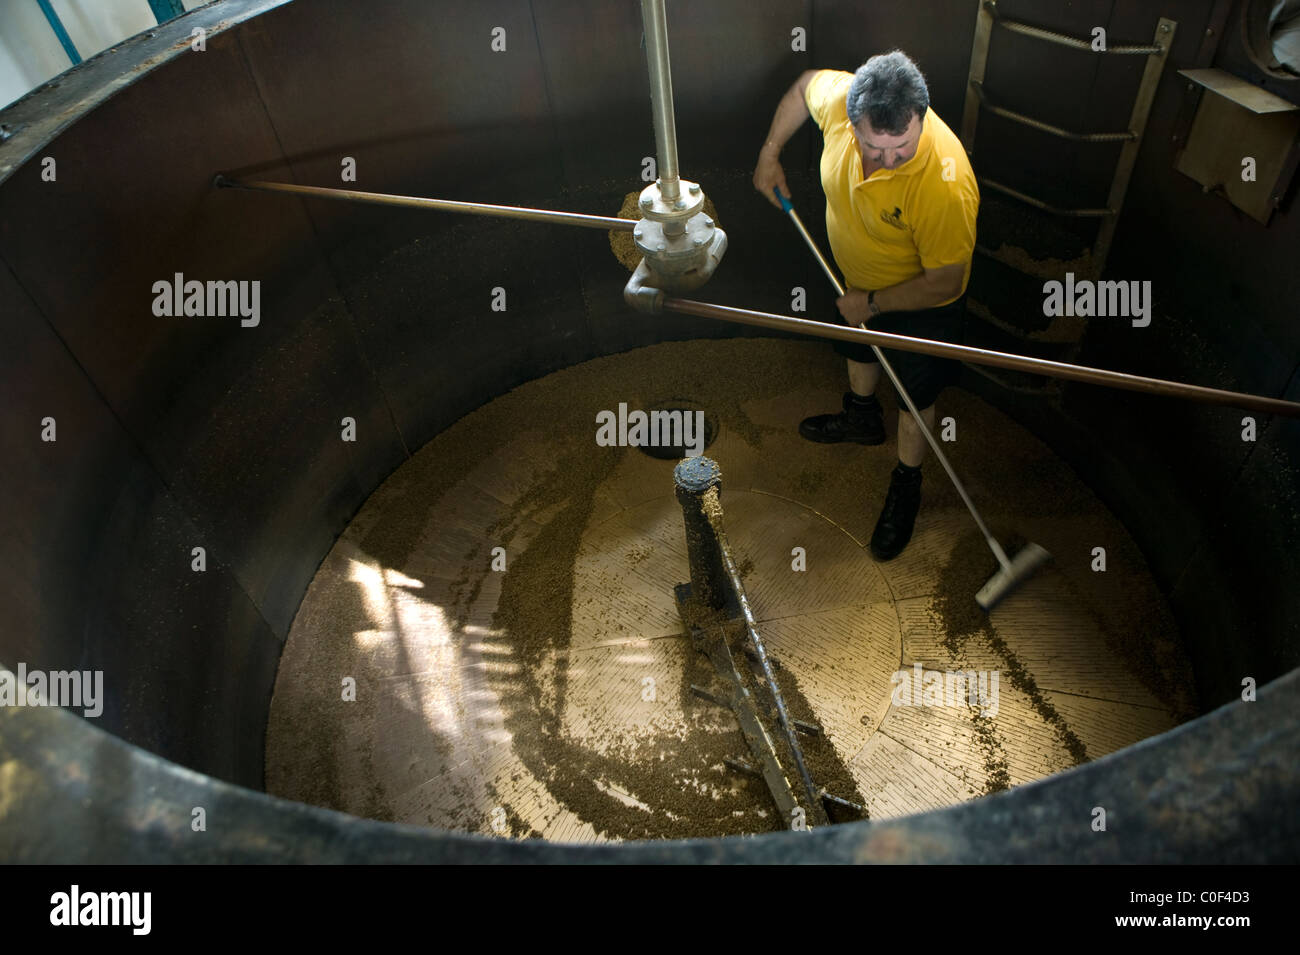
[804,69,979,304]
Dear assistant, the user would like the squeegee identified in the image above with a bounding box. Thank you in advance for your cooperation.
[773,187,1049,610]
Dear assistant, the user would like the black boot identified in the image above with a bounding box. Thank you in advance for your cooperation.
[870,463,922,560]
[798,392,886,445]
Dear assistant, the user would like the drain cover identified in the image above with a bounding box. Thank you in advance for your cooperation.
[636,398,719,459]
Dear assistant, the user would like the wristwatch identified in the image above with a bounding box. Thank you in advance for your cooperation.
[867,290,882,318]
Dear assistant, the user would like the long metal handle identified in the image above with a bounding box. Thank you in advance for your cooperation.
[711,518,824,819]
[640,0,681,201]
[217,174,1300,419]
[663,293,1300,419]
[214,176,636,231]
[775,190,1009,567]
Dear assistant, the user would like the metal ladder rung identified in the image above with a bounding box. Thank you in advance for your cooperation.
[964,290,1090,349]
[984,0,1164,55]
[973,245,1096,283]
[978,178,1113,218]
[970,81,1135,143]
[960,1,1176,276]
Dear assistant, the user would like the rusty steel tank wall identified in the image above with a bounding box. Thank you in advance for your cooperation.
[1078,0,1300,707]
[955,0,1300,709]
[1,0,1297,861]
[2,669,1295,862]
[0,0,988,791]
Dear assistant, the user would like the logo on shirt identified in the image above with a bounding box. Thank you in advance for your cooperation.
[880,206,906,230]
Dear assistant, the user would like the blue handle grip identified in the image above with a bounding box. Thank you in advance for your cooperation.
[772,186,792,212]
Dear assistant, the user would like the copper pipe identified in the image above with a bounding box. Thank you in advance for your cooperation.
[661,297,1300,419]
[214,176,637,231]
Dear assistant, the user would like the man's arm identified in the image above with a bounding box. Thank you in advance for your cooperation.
[753,70,819,209]
[835,264,966,325]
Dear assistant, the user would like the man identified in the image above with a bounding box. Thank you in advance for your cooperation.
[753,50,979,561]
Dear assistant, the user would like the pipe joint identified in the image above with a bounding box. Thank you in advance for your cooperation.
[628,208,727,296]
[623,260,665,313]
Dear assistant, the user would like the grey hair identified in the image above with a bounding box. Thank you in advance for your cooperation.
[846,50,930,135]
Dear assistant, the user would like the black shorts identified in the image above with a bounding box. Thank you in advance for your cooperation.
[833,294,967,409]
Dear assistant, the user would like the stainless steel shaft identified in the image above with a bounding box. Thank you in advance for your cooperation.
[659,296,1300,419]
[713,518,825,821]
[214,176,636,231]
[640,0,681,201]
